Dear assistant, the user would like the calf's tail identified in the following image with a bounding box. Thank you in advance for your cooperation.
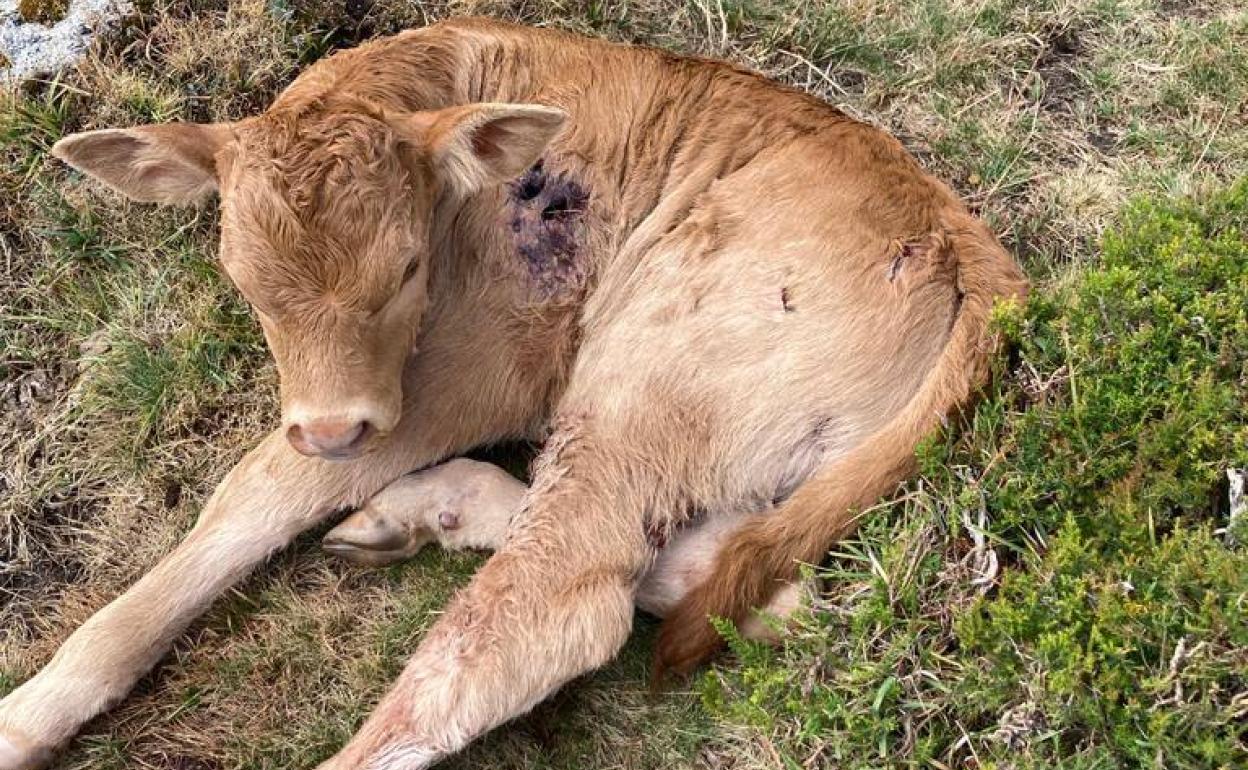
[653,214,1028,680]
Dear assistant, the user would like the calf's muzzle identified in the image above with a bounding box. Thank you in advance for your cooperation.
[286,417,376,460]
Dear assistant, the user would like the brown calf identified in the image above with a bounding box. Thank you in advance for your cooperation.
[0,18,1026,770]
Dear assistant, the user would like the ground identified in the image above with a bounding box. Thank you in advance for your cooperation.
[1,1,1246,769]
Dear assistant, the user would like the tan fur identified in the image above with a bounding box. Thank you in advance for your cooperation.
[0,18,1026,769]
[324,459,803,642]
[654,217,1028,678]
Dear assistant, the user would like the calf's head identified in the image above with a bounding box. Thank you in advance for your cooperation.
[52,99,565,460]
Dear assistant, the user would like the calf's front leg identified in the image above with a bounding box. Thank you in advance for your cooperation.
[0,429,433,770]
[325,458,807,643]
[318,448,646,769]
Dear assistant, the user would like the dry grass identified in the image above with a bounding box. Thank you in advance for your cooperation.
[1,0,1245,768]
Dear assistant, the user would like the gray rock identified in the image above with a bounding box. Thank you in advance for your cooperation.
[0,0,132,82]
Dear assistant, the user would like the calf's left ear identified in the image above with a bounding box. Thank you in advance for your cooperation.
[51,122,234,205]
[413,103,567,196]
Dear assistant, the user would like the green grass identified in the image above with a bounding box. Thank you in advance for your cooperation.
[704,183,1248,769]
[1,0,1246,768]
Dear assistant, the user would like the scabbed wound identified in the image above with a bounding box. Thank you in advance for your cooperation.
[506,160,590,297]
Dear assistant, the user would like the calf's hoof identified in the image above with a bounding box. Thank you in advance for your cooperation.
[0,729,53,770]
[322,508,425,567]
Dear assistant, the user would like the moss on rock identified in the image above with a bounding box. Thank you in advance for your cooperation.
[16,0,71,25]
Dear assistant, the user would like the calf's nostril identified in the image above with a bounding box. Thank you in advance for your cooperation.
[347,420,375,449]
[286,423,311,454]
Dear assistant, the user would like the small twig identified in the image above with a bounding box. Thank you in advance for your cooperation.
[1225,468,1245,544]
[1192,103,1230,175]
[777,49,848,98]
[1059,323,1084,436]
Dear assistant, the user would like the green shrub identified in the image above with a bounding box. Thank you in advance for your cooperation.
[704,181,1248,769]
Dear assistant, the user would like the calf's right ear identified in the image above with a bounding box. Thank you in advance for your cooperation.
[51,123,234,205]
[413,103,567,197]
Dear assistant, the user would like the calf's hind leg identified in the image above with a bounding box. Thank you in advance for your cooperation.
[323,458,524,565]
